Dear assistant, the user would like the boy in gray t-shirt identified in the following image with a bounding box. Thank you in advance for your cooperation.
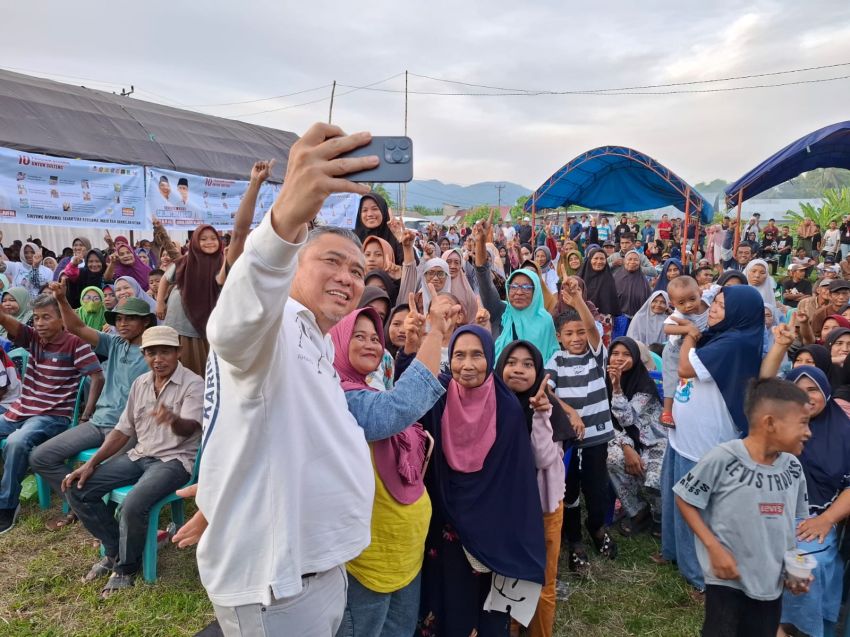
[674,377,813,637]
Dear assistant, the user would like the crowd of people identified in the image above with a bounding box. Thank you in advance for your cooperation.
[0,124,847,637]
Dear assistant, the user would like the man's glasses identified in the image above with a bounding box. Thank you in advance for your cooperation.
[509,283,534,292]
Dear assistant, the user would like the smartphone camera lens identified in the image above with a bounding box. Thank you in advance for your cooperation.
[391,149,404,162]
[385,141,396,150]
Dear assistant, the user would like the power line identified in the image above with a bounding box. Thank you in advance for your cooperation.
[337,72,850,97]
[229,72,404,119]
[183,84,333,108]
[408,61,850,94]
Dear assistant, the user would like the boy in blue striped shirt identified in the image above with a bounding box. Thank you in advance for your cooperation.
[545,278,617,574]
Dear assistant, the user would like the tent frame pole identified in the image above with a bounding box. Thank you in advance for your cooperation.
[531,193,537,245]
[733,189,743,254]
[682,187,691,268]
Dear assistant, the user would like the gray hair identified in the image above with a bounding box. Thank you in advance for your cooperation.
[31,292,59,314]
[306,225,362,249]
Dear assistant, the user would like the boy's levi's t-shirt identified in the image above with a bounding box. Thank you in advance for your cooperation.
[545,339,614,448]
[673,439,809,601]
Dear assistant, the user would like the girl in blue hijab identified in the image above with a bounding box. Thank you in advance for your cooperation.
[653,258,682,293]
[782,365,850,637]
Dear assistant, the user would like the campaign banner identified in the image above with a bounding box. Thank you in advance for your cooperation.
[0,146,146,229]
[317,192,361,229]
[145,167,280,230]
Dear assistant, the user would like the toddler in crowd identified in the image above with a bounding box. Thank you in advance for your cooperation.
[660,276,710,426]
[674,377,812,637]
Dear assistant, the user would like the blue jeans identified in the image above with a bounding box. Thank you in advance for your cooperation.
[842,244,850,261]
[660,446,704,590]
[337,571,421,637]
[0,414,69,509]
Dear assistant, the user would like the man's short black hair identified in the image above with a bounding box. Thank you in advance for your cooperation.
[648,342,664,358]
[554,308,582,331]
[744,377,808,425]
[736,243,752,253]
[149,268,164,277]
[620,233,635,242]
[695,265,714,279]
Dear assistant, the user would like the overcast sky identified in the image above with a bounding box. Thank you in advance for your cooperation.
[3,0,849,192]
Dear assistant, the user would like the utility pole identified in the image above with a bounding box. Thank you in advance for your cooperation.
[495,183,505,216]
[328,81,337,124]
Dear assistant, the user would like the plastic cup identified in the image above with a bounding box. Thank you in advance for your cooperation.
[784,549,816,585]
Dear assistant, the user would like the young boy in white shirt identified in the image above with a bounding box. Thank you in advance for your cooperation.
[674,377,813,637]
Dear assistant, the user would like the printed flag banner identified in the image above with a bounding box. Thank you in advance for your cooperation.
[317,192,361,229]
[0,146,146,229]
[145,168,279,230]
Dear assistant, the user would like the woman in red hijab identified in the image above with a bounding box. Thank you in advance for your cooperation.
[156,224,224,376]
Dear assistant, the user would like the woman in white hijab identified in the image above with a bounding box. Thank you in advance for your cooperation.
[625,290,670,346]
[744,258,777,308]
[3,242,54,299]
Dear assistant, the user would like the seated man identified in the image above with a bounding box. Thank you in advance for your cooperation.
[30,285,153,530]
[63,325,203,598]
[0,293,103,533]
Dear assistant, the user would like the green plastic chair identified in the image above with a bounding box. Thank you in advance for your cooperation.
[7,347,29,381]
[32,379,88,510]
[102,446,202,583]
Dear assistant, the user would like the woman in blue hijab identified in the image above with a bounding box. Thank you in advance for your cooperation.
[399,325,546,636]
[653,258,682,293]
[781,366,850,637]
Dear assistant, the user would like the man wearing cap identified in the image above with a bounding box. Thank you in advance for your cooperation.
[602,240,616,257]
[63,325,203,598]
[811,280,850,336]
[780,265,813,309]
[31,286,154,530]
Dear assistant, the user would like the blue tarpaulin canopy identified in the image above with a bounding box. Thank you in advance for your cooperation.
[725,121,850,208]
[524,145,713,223]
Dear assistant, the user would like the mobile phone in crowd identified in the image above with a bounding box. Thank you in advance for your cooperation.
[341,136,413,183]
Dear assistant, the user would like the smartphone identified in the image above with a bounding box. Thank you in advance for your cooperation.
[340,136,413,183]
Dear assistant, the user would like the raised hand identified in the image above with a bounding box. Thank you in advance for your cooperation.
[473,296,490,329]
[529,374,551,412]
[401,229,416,248]
[71,254,84,266]
[388,216,405,243]
[271,123,377,241]
[403,293,426,353]
[47,280,66,301]
[427,283,461,335]
[560,277,581,307]
[153,404,178,429]
[607,364,622,391]
[772,323,794,348]
[31,247,43,267]
[250,159,276,184]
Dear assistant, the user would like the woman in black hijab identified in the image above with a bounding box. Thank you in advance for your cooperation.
[354,192,404,265]
[576,247,619,317]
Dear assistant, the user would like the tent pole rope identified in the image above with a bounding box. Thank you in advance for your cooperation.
[734,189,743,254]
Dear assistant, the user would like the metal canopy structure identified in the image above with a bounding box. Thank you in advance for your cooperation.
[724,120,850,208]
[0,69,298,181]
[524,145,713,223]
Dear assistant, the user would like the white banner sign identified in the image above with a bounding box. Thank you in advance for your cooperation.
[145,167,280,230]
[317,192,361,229]
[0,146,146,229]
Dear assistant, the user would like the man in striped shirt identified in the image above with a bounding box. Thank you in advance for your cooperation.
[0,293,103,533]
[545,277,618,573]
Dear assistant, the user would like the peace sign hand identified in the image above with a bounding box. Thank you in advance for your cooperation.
[772,323,794,348]
[529,374,551,412]
[250,159,276,184]
[403,293,426,353]
[387,216,405,243]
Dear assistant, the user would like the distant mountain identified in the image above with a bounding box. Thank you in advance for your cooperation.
[381,179,531,211]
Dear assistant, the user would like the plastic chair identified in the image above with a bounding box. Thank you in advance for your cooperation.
[7,347,28,381]
[32,378,88,510]
[104,446,202,583]
[649,351,663,374]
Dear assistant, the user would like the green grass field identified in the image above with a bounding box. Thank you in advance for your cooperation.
[0,501,703,636]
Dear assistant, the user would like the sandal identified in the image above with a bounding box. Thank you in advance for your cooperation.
[593,530,618,560]
[100,572,134,599]
[82,556,115,583]
[568,547,590,574]
[618,511,651,537]
[659,412,675,428]
[650,552,670,566]
[45,512,77,531]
